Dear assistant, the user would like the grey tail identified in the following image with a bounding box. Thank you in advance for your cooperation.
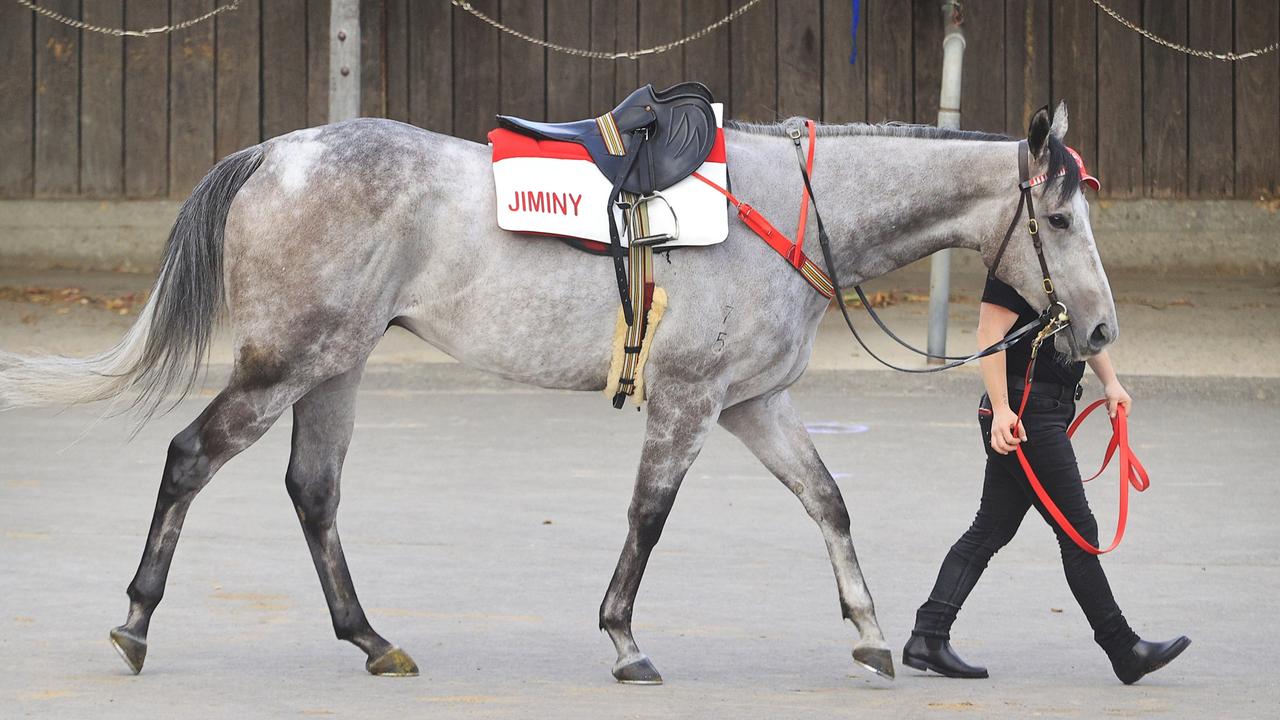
[0,147,264,420]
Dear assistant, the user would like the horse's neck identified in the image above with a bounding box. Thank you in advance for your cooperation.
[800,133,1019,284]
[819,135,1019,282]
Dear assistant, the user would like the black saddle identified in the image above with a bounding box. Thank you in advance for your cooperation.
[498,82,717,196]
[497,83,718,326]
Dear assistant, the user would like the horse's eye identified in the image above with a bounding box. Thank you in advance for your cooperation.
[1047,213,1070,230]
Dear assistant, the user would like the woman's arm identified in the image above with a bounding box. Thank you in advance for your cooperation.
[1086,350,1133,418]
[977,302,1025,455]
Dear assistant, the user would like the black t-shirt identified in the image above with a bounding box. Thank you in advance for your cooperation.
[981,276,1085,386]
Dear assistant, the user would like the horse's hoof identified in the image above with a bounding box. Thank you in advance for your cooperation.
[853,644,896,680]
[109,627,147,675]
[366,647,419,677]
[613,655,663,685]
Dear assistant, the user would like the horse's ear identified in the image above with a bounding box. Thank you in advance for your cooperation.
[1027,105,1051,158]
[1050,100,1069,140]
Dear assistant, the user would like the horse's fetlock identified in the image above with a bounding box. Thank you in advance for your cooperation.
[599,609,629,635]
[126,582,162,613]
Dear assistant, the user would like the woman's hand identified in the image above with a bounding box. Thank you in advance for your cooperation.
[1104,381,1132,419]
[990,406,1026,455]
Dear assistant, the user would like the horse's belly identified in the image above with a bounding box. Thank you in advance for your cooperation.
[394,266,618,392]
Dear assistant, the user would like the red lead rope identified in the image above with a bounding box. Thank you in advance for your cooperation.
[1010,370,1150,555]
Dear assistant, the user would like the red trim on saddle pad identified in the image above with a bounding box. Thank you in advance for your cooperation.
[488,128,728,164]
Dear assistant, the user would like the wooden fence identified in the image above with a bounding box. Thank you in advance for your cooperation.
[1,0,1277,202]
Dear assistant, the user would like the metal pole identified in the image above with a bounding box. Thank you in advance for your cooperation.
[927,1,966,363]
[329,0,361,123]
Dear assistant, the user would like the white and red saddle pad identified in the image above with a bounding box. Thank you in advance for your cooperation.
[488,105,728,248]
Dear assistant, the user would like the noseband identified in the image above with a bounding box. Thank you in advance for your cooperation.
[795,124,1070,372]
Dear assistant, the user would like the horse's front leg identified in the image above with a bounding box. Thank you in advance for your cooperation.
[719,390,895,680]
[599,382,724,685]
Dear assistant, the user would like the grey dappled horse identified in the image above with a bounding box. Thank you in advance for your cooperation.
[0,102,1116,683]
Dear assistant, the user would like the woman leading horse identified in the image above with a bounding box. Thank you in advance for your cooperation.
[903,167,1190,684]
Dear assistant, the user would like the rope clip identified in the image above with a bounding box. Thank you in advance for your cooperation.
[1030,302,1070,359]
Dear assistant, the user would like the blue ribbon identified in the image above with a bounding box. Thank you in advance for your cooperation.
[849,0,861,64]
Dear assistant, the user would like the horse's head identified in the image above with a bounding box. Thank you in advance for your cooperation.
[990,102,1117,359]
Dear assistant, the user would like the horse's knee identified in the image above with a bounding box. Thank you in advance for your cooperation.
[285,464,340,527]
[797,483,851,530]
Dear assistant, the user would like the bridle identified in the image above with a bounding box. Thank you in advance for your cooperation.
[792,122,1071,373]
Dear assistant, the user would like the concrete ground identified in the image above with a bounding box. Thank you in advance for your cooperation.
[1,266,1278,718]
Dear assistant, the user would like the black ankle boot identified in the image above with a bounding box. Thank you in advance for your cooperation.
[1110,636,1191,685]
[902,634,989,679]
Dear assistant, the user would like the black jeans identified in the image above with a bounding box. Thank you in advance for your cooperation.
[912,390,1139,658]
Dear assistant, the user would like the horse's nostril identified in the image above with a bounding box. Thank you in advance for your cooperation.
[1090,323,1111,348]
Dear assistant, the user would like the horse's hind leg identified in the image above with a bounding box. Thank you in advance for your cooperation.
[285,363,417,677]
[599,384,723,685]
[110,375,305,674]
[719,391,895,680]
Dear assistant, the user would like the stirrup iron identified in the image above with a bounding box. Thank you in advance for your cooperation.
[625,192,680,247]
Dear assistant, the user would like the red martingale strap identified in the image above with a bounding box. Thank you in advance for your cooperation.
[1012,379,1150,555]
[692,143,835,300]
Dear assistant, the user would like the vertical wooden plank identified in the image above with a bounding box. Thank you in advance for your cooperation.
[777,0,821,118]
[359,0,385,117]
[33,0,80,197]
[867,0,913,122]
[614,0,639,103]
[638,1,684,91]
[913,0,943,125]
[1187,0,1233,197]
[546,0,590,120]
[729,0,775,120]
[1142,0,1188,197]
[262,0,309,139]
[1050,0,1097,162]
[1096,0,1143,197]
[453,0,500,141]
[822,0,867,124]
[502,0,546,120]
[170,0,217,199]
[589,0,617,111]
[385,0,410,123]
[308,0,330,126]
[683,0,731,106]
[1005,0,1050,136]
[125,0,169,198]
[216,0,261,158]
[407,0,450,131]
[80,1,124,197]
[0,1,33,197]
[961,0,1005,133]
[1235,0,1280,198]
